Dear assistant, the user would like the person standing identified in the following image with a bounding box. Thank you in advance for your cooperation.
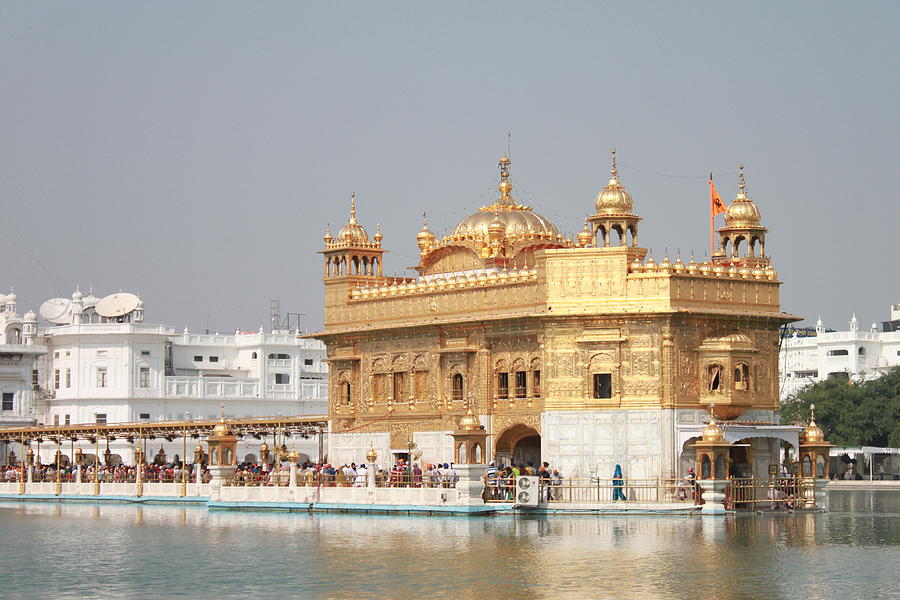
[550,469,563,501]
[612,464,626,501]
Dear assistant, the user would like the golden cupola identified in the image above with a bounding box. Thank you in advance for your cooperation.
[594,148,634,215]
[724,165,762,228]
[587,148,642,248]
[321,192,386,278]
[801,404,825,443]
[416,214,435,254]
[717,165,769,264]
[336,193,370,245]
[451,156,562,241]
[417,156,567,274]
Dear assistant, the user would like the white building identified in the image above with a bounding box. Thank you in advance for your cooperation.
[779,303,900,400]
[0,287,328,464]
[0,290,46,428]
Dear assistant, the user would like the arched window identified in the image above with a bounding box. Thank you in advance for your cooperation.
[858,347,866,356]
[734,363,750,391]
[340,381,351,405]
[707,364,723,392]
[714,454,725,479]
[451,373,464,401]
[251,352,257,359]
[701,455,711,479]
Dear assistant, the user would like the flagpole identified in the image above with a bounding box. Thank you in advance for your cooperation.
[709,173,715,257]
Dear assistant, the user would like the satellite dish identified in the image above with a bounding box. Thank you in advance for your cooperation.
[39,298,72,325]
[95,293,140,318]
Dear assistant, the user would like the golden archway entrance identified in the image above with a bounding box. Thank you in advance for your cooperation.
[495,424,540,468]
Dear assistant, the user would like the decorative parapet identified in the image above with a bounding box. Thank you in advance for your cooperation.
[627,258,778,282]
[349,267,540,301]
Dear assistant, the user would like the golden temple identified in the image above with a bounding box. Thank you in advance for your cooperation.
[314,151,800,480]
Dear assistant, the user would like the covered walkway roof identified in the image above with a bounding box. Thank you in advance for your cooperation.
[0,415,328,442]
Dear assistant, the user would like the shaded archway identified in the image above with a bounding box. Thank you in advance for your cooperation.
[495,424,540,468]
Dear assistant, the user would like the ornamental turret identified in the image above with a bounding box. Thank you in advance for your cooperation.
[22,309,37,344]
[416,214,435,256]
[321,193,386,278]
[587,149,642,248]
[70,287,83,324]
[4,288,16,314]
[717,165,769,265]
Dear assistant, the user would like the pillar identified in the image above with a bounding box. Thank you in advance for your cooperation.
[450,407,490,507]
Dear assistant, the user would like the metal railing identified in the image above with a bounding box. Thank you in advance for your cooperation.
[484,478,697,504]
[727,477,817,509]
[224,470,457,488]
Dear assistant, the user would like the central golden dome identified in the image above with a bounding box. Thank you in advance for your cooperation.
[452,157,562,241]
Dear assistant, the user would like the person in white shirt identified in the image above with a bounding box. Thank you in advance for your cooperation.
[354,463,368,487]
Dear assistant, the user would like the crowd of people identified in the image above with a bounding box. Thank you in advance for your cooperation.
[484,461,564,501]
[0,461,211,483]
[229,459,462,488]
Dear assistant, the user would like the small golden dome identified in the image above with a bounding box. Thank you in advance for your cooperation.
[337,193,370,244]
[488,214,506,239]
[365,446,378,463]
[702,418,725,442]
[416,214,435,249]
[725,165,762,228]
[457,407,481,431]
[659,251,672,272]
[212,419,232,437]
[373,223,383,243]
[594,148,635,215]
[630,256,643,272]
[802,404,825,443]
[577,224,593,247]
[323,226,333,244]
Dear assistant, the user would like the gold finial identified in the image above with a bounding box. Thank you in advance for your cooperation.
[498,156,513,203]
[422,212,428,228]
[810,403,816,422]
[374,222,383,242]
[349,192,358,225]
[610,147,618,179]
[323,224,333,243]
[738,164,746,195]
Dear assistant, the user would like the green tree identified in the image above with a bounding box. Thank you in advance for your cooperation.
[781,367,900,447]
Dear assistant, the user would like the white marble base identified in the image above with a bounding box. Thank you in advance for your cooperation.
[541,409,676,480]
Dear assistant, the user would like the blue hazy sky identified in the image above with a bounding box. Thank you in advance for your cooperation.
[1,2,898,332]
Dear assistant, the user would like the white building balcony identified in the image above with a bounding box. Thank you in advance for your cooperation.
[166,377,259,399]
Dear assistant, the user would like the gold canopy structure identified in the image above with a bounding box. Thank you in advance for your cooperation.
[0,415,328,443]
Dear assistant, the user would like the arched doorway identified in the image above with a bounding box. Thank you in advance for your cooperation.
[495,424,540,468]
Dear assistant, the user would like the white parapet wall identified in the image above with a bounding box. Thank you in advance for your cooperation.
[0,481,210,498]
[217,484,459,506]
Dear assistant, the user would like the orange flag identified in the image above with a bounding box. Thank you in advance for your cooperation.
[709,173,727,215]
[709,173,727,255]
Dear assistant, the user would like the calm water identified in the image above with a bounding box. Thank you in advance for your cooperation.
[0,491,897,600]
